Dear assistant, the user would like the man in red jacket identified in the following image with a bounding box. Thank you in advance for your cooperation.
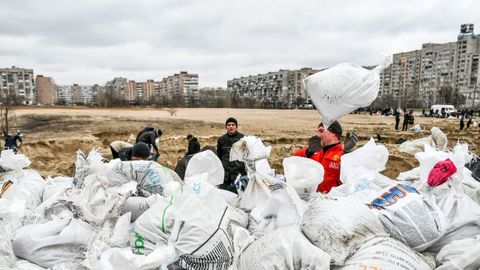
[294,121,357,193]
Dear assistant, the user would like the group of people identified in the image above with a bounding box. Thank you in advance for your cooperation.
[394,109,415,131]
[109,127,162,161]
[108,117,358,196]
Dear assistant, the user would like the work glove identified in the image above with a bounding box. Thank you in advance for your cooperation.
[306,135,322,158]
[344,131,359,154]
[150,153,160,161]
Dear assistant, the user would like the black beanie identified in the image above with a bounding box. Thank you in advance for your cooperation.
[132,142,150,159]
[225,117,238,126]
[156,129,163,137]
[327,121,343,137]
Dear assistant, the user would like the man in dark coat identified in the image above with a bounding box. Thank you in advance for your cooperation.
[137,128,162,160]
[4,130,23,154]
[217,117,246,194]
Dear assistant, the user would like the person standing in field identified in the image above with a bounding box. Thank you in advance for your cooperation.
[217,117,246,194]
[402,110,410,131]
[394,109,400,130]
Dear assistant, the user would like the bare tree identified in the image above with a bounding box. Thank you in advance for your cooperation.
[0,88,18,137]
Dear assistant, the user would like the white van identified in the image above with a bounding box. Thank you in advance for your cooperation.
[431,104,456,117]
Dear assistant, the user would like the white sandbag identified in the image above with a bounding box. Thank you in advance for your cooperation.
[185,149,224,186]
[0,169,46,236]
[123,194,163,222]
[438,190,480,230]
[109,160,175,196]
[283,156,324,198]
[94,246,174,270]
[425,189,480,253]
[332,138,388,196]
[399,137,434,155]
[0,221,15,268]
[1,169,45,208]
[121,178,236,270]
[301,195,387,265]
[304,58,391,126]
[83,213,131,269]
[333,236,434,270]
[368,183,447,251]
[236,226,331,270]
[247,185,306,235]
[0,149,31,172]
[42,176,73,202]
[49,175,136,226]
[436,234,480,270]
[230,136,272,162]
[13,259,47,269]
[237,171,279,212]
[431,126,448,149]
[12,217,95,269]
[131,195,174,255]
[170,179,235,270]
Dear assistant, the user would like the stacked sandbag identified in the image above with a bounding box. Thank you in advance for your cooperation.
[12,217,95,269]
[330,138,391,197]
[283,156,323,200]
[236,226,331,270]
[248,183,306,236]
[435,234,480,270]
[368,183,447,251]
[333,236,435,270]
[300,195,387,265]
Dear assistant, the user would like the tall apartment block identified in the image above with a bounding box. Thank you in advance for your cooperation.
[159,71,199,104]
[0,66,35,104]
[227,68,319,108]
[35,75,55,105]
[380,24,479,108]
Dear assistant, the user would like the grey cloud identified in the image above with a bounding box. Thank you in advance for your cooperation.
[0,0,479,87]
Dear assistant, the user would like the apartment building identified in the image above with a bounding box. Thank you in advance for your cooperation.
[227,68,319,108]
[159,71,199,104]
[35,75,55,105]
[0,66,35,104]
[380,24,480,108]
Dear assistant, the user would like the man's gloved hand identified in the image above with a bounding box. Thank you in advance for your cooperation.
[344,131,359,153]
[306,135,322,158]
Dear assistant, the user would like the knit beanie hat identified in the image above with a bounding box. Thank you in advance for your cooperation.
[132,142,150,159]
[225,117,238,126]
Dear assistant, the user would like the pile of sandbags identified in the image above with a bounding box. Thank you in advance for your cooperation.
[2,126,480,270]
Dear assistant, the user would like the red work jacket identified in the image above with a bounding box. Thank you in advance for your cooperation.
[293,143,344,193]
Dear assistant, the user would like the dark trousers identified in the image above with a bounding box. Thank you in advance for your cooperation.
[110,146,119,159]
[402,122,408,131]
[395,119,400,130]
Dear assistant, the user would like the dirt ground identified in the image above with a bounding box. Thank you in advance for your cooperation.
[9,107,480,179]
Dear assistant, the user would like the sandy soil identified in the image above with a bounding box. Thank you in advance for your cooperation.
[9,107,480,179]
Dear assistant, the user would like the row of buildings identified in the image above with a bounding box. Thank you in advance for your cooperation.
[226,24,480,109]
[378,23,480,108]
[0,69,202,106]
[2,24,478,109]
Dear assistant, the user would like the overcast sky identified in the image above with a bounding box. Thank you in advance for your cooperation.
[1,0,479,87]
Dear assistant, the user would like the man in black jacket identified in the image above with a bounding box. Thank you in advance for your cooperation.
[137,128,162,161]
[217,117,246,193]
